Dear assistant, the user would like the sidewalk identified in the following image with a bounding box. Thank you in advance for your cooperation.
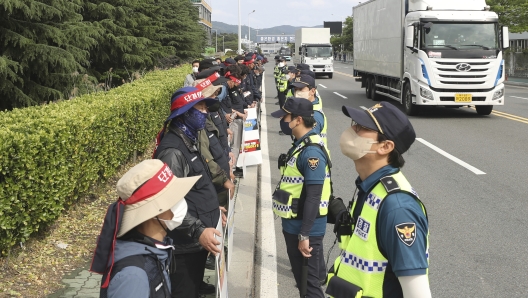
[48,169,258,298]
[505,76,528,87]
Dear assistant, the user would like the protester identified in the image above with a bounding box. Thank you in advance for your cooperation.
[184,60,201,87]
[153,86,227,297]
[90,159,198,298]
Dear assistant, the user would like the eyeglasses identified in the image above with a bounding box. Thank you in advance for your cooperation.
[351,121,375,133]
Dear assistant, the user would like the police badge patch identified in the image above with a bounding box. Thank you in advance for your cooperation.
[307,157,319,170]
[395,223,417,247]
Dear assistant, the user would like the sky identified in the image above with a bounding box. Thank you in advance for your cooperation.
[210,0,361,29]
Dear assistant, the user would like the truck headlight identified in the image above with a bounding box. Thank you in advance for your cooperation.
[420,86,434,101]
[492,88,504,100]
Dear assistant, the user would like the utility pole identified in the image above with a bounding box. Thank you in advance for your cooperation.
[212,29,218,53]
[248,10,255,51]
[222,35,225,52]
[238,0,242,54]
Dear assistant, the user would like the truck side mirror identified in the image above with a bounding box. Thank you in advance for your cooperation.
[502,26,509,49]
[405,26,417,53]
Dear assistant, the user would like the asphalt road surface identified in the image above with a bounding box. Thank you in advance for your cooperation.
[262,61,528,298]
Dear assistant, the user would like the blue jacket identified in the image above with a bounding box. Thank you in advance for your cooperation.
[106,239,172,298]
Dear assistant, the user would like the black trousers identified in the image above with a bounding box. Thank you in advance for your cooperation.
[170,250,208,298]
[283,231,326,298]
[278,91,287,108]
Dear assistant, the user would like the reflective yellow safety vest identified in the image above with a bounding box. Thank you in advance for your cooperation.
[326,172,429,298]
[273,65,281,80]
[272,134,331,219]
[315,90,323,109]
[312,98,329,153]
[278,75,289,92]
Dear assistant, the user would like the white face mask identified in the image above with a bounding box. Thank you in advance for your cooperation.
[192,67,199,73]
[159,199,188,231]
[285,74,291,80]
[339,127,378,160]
[279,62,285,67]
[295,90,310,99]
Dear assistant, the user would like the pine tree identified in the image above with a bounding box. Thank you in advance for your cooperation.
[155,0,206,61]
[0,0,101,110]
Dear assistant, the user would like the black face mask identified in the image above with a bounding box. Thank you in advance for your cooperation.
[208,102,221,112]
[280,118,293,135]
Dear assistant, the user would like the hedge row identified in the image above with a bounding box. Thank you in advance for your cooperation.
[0,66,190,255]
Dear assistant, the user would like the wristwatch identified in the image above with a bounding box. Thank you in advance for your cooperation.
[298,234,309,241]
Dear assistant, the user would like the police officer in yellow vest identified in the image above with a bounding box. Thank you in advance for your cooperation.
[325,102,431,298]
[271,97,332,298]
[290,74,329,152]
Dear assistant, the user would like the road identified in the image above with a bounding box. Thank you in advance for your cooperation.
[261,61,528,297]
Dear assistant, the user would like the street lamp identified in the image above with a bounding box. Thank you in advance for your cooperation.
[222,35,225,52]
[211,29,218,54]
[248,10,256,50]
[238,0,241,54]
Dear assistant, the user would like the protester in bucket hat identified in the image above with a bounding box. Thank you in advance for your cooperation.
[152,84,225,296]
[90,159,199,298]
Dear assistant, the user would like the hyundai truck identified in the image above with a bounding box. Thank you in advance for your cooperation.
[353,0,509,115]
[294,28,334,78]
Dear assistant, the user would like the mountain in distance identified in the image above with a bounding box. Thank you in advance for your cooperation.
[212,21,323,41]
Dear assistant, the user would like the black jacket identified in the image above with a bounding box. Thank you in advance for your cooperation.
[228,86,246,114]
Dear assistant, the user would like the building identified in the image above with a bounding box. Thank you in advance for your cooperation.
[191,0,212,44]
[510,32,528,52]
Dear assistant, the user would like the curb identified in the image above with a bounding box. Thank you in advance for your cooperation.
[505,81,528,87]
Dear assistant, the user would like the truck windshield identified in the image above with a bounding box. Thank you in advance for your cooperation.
[280,48,291,55]
[422,23,499,50]
[306,46,333,58]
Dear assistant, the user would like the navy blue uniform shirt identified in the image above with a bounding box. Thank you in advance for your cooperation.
[282,134,328,236]
[355,165,428,277]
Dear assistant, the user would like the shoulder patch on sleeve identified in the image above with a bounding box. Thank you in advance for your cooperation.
[307,157,319,170]
[395,223,416,247]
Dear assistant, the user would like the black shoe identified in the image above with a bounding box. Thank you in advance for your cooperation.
[199,281,215,295]
[205,254,215,270]
[275,102,280,105]
[274,96,278,99]
[279,131,285,135]
[234,168,243,178]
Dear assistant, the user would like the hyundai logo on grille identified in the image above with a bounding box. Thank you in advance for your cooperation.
[455,63,471,72]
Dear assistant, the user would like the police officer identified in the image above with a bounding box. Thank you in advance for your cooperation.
[274,56,287,103]
[290,74,329,152]
[325,102,431,298]
[277,66,297,108]
[271,97,332,298]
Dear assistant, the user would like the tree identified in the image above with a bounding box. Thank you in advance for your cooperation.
[487,0,528,33]
[0,0,101,109]
[330,17,353,53]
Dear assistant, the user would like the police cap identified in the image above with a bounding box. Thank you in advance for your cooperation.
[271,97,314,118]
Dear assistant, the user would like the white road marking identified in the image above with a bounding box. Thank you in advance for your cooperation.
[334,92,347,99]
[510,96,528,100]
[259,75,279,298]
[416,138,486,175]
[360,106,368,110]
[318,84,327,89]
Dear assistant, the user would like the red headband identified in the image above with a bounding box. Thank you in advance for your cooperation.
[170,89,204,111]
[124,164,174,205]
[195,72,220,90]
[244,59,255,65]
[225,71,241,84]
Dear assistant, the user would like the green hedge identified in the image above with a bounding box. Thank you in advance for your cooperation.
[0,66,190,255]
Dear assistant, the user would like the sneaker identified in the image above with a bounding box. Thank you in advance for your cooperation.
[205,254,215,270]
[199,281,215,295]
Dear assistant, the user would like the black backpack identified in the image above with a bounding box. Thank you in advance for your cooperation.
[100,254,171,298]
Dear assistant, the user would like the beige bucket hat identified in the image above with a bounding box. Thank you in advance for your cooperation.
[116,159,200,237]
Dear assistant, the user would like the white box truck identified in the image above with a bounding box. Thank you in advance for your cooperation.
[353,0,509,115]
[294,28,334,78]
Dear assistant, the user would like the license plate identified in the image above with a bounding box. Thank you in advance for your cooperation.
[455,94,472,102]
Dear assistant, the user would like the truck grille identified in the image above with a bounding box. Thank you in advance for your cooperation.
[313,65,325,68]
[432,61,494,86]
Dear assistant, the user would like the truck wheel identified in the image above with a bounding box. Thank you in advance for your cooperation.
[328,73,333,79]
[403,84,419,116]
[370,78,379,101]
[365,78,372,99]
[476,105,493,115]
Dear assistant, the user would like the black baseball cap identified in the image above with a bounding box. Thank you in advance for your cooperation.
[271,97,314,118]
[274,55,281,60]
[300,69,315,79]
[199,59,219,71]
[296,63,310,71]
[286,66,297,73]
[291,74,316,89]
[342,102,416,154]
